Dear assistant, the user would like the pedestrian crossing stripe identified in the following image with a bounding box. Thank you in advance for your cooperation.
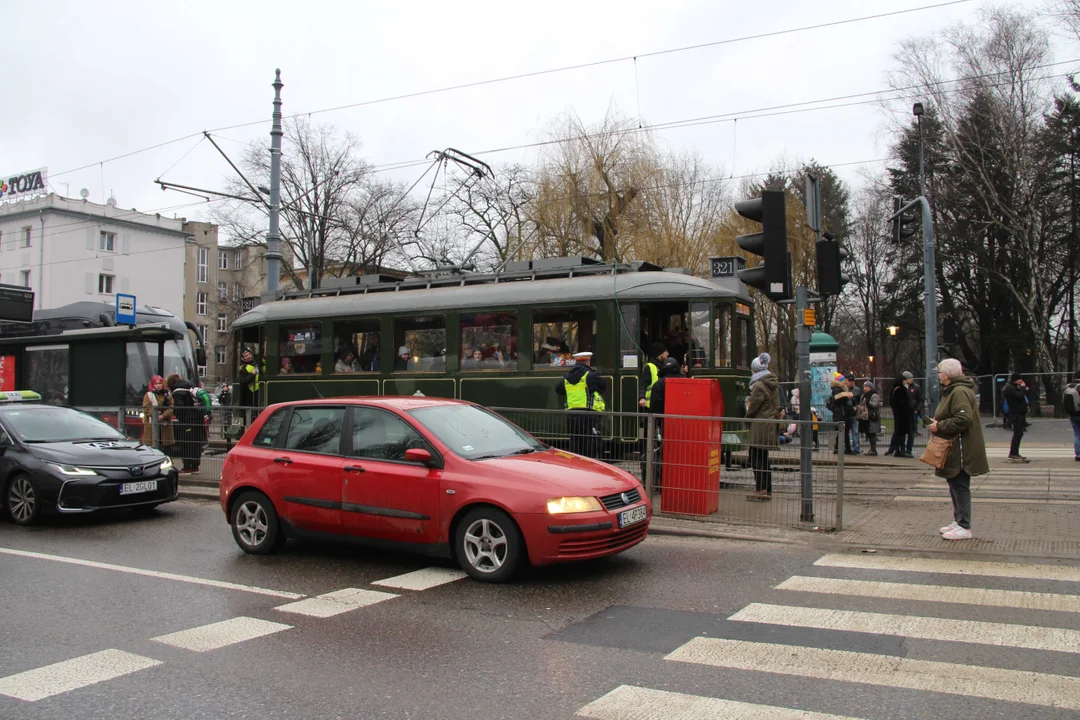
[151,617,291,652]
[666,637,1080,710]
[729,603,1080,654]
[0,650,161,702]
[815,553,1080,583]
[371,567,466,591]
[576,685,867,719]
[274,587,399,618]
[778,575,1080,612]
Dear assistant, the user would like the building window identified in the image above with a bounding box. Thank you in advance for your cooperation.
[98,274,115,294]
[21,226,32,248]
[217,313,228,333]
[233,283,241,301]
[234,250,244,269]
[99,231,116,252]
[197,364,207,378]
[196,292,208,316]
[215,345,227,365]
[20,270,30,288]
[197,247,209,283]
[217,281,227,301]
[198,325,208,345]
[218,251,228,270]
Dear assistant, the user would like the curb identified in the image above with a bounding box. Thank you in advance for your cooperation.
[648,523,803,545]
[180,486,219,501]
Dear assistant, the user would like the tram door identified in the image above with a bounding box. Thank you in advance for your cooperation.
[637,302,708,369]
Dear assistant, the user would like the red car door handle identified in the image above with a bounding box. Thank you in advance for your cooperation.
[273,457,293,465]
[344,465,366,473]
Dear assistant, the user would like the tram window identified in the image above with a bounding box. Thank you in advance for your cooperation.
[715,305,732,368]
[735,316,751,369]
[279,324,321,374]
[26,345,69,405]
[461,312,516,371]
[533,307,595,368]
[334,320,381,373]
[689,304,709,369]
[394,316,446,372]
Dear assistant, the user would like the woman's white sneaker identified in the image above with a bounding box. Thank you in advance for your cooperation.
[939,522,959,534]
[943,527,973,540]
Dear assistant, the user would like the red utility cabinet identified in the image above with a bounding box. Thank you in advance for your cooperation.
[659,378,723,515]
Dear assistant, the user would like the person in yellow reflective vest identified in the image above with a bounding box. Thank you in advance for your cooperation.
[555,351,607,458]
[638,342,668,409]
[236,347,263,410]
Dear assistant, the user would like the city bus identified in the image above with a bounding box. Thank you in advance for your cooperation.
[231,257,756,419]
[0,301,205,432]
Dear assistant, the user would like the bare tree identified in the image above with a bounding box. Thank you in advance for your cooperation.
[442,163,536,271]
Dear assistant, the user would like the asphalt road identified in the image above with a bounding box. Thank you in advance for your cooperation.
[1,499,1079,719]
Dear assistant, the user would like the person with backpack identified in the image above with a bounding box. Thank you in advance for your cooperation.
[1064,375,1080,462]
[166,374,205,474]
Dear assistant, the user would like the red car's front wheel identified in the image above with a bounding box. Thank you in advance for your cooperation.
[455,507,522,582]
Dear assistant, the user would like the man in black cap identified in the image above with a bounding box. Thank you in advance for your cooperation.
[638,342,668,409]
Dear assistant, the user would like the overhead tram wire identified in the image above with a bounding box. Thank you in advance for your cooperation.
[49,1,975,181]
[366,61,1079,174]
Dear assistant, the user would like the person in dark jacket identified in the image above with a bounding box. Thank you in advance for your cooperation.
[167,374,205,474]
[859,381,882,455]
[746,353,781,500]
[829,373,854,454]
[555,352,607,458]
[1003,373,1030,462]
[236,348,262,409]
[931,358,989,540]
[886,375,914,457]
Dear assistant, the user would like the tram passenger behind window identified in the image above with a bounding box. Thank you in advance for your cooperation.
[335,349,360,373]
[280,357,294,375]
[358,342,380,372]
[540,340,571,367]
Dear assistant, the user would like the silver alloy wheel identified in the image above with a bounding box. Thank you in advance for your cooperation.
[235,500,269,548]
[8,477,35,523]
[462,518,508,573]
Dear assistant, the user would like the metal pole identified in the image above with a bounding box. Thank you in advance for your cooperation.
[917,114,925,199]
[265,69,284,294]
[920,196,939,411]
[797,285,814,522]
[835,422,845,531]
[644,414,656,497]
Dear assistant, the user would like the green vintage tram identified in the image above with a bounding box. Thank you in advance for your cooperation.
[232,257,756,417]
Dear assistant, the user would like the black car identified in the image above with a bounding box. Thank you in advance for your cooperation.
[0,403,179,525]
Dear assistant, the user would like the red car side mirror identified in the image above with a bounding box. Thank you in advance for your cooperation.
[404,448,433,465]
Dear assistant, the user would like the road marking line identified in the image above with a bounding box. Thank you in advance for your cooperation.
[0,547,304,599]
[0,649,161,702]
[778,576,1080,612]
[576,685,866,719]
[729,603,1080,654]
[815,553,1080,583]
[151,617,291,652]
[371,567,467,591]
[666,637,1080,710]
[893,496,1080,504]
[273,587,398,617]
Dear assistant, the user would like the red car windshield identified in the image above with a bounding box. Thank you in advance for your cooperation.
[409,405,543,460]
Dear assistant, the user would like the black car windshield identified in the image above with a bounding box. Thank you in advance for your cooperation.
[409,405,543,460]
[2,407,127,443]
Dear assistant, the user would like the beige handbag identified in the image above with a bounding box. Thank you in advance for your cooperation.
[919,434,954,470]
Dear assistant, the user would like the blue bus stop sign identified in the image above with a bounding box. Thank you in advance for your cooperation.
[116,294,137,326]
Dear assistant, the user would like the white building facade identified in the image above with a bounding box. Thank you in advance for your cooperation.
[0,194,189,313]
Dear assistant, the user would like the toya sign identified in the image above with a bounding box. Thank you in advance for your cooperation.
[0,168,48,203]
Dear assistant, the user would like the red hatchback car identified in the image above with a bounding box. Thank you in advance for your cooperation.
[219,398,650,582]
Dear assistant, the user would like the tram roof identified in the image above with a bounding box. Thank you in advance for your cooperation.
[234,270,749,328]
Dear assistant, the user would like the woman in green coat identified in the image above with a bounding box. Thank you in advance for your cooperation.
[745,352,781,501]
[928,358,989,540]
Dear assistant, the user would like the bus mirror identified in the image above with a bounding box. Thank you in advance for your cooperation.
[196,348,207,367]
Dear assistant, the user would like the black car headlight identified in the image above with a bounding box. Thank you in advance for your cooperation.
[48,463,98,477]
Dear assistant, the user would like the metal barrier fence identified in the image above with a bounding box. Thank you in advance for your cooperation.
[78,403,846,532]
[493,407,845,531]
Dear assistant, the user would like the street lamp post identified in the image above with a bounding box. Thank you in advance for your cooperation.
[913,102,925,198]
[911,102,939,410]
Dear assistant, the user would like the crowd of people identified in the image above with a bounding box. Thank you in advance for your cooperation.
[140,373,215,474]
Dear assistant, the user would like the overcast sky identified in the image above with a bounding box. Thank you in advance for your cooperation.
[4,0,1066,235]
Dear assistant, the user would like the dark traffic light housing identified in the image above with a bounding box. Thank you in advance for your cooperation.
[735,190,791,301]
[892,196,917,244]
[816,230,850,296]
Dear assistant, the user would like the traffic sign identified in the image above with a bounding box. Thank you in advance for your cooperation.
[116,293,137,325]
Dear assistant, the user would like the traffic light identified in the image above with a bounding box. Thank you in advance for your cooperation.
[735,189,791,301]
[816,230,850,296]
[892,196,917,244]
